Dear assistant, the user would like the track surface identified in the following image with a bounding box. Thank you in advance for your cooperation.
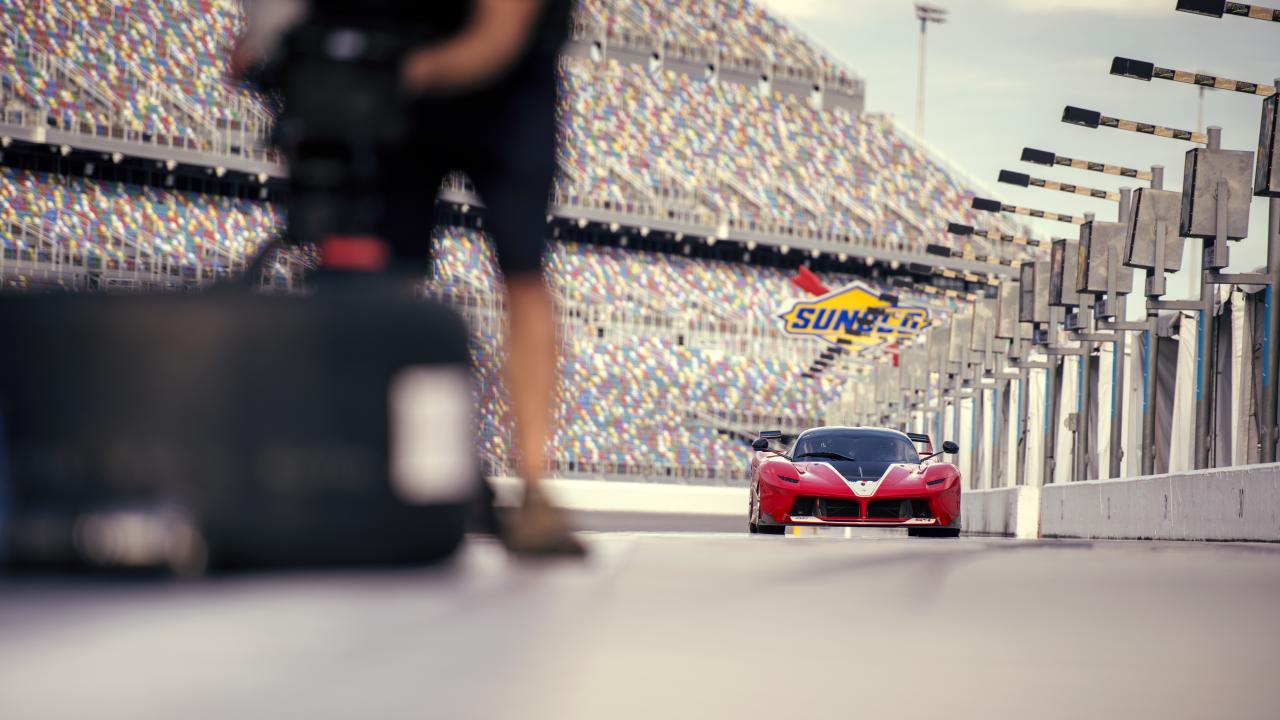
[2,528,1279,720]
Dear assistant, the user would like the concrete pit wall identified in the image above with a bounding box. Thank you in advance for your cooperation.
[961,486,1040,539]
[964,463,1280,542]
[1039,464,1280,541]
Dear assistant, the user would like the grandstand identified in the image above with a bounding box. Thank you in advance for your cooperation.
[1,165,281,287]
[0,0,1033,484]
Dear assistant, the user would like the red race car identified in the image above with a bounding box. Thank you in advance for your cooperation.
[747,427,962,537]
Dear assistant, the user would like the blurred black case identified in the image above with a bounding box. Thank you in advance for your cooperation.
[0,280,477,569]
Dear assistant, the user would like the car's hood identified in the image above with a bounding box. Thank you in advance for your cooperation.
[788,460,927,497]
[797,459,915,482]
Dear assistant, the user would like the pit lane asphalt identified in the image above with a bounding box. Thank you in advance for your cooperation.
[2,528,1278,720]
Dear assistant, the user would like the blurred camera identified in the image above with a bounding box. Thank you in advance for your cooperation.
[248,5,412,246]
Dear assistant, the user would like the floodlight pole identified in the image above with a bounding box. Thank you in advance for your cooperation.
[914,4,948,138]
[916,16,927,137]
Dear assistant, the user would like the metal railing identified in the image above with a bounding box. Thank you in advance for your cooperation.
[569,20,864,99]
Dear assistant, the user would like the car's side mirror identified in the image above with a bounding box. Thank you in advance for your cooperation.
[942,440,960,454]
[752,438,770,451]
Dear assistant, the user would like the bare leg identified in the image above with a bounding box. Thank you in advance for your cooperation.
[503,274,557,484]
[500,273,584,556]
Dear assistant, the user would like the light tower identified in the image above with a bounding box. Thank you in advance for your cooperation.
[914,3,948,138]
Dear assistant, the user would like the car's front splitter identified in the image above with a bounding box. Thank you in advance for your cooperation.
[784,516,942,527]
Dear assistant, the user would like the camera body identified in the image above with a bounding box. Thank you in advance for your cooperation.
[250,7,415,247]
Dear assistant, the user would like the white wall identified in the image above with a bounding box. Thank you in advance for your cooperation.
[966,463,1280,542]
[491,477,745,515]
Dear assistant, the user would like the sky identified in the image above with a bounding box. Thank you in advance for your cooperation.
[761,0,1278,299]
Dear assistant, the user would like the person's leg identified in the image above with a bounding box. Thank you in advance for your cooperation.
[467,84,559,485]
[502,272,558,484]
[466,85,582,555]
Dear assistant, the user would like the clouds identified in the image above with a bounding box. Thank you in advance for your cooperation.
[757,0,1177,28]
[758,0,910,23]
[757,0,842,20]
[998,0,1173,16]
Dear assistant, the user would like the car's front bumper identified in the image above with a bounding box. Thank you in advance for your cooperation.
[758,480,960,528]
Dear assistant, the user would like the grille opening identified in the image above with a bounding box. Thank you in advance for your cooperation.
[819,498,861,518]
[866,499,932,519]
[790,497,818,516]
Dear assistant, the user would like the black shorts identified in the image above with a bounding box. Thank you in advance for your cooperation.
[378,78,558,278]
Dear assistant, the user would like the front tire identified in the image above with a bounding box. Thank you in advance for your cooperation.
[749,483,785,535]
[748,484,759,533]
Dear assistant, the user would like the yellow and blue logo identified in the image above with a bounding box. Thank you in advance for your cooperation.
[778,282,929,349]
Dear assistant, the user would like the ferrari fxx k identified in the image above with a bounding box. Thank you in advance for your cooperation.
[748,427,961,537]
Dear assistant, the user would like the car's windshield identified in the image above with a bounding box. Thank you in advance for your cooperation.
[792,432,919,463]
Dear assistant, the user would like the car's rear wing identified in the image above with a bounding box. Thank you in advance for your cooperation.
[755,430,793,449]
[906,432,935,456]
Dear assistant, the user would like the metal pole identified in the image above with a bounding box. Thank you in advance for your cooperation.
[936,383,945,447]
[1141,166,1165,475]
[1073,212,1097,482]
[1044,355,1059,484]
[1264,80,1280,463]
[916,18,927,137]
[1110,325,1127,478]
[1108,188,1133,479]
[1194,127,1224,469]
[952,375,962,467]
[938,398,945,446]
[1141,323,1158,475]
[1194,275,1213,469]
[1077,295,1094,482]
[1264,192,1280,463]
[1201,177,1228,468]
